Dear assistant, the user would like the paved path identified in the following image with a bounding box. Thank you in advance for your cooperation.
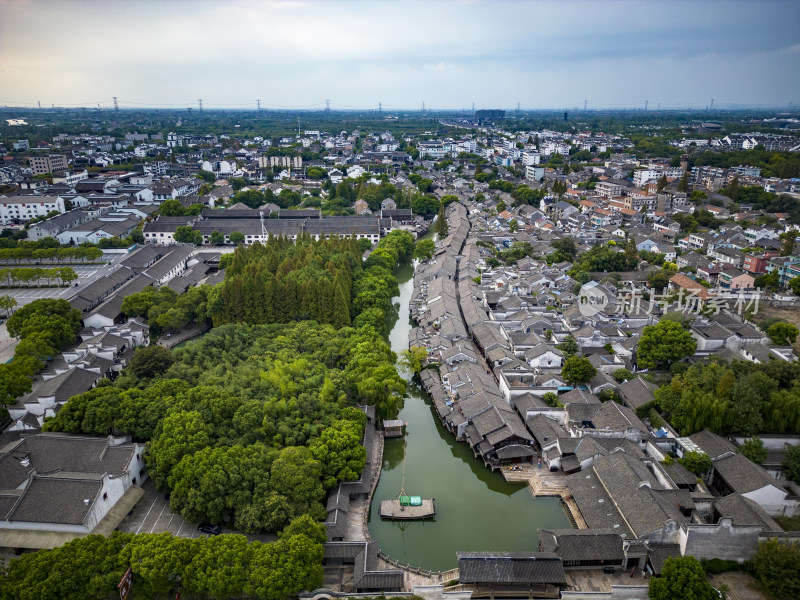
[0,323,17,363]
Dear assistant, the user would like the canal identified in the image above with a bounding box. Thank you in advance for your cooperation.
[368,251,571,572]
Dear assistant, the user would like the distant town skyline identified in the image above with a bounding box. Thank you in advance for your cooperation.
[1,0,799,111]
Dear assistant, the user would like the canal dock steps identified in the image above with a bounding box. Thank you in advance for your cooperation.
[501,465,587,529]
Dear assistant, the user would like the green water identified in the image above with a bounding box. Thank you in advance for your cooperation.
[368,254,571,572]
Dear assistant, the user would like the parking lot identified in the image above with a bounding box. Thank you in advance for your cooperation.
[116,479,206,538]
[0,259,124,308]
[117,479,278,543]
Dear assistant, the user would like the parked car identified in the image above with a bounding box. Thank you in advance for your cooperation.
[197,524,222,535]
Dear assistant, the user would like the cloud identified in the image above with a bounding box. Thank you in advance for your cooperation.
[0,0,798,108]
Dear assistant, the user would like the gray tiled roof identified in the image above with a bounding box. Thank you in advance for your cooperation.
[27,367,99,405]
[712,453,782,495]
[566,468,632,536]
[538,528,624,562]
[689,430,736,459]
[0,433,135,490]
[457,552,566,584]
[618,377,657,410]
[713,493,782,531]
[7,476,102,525]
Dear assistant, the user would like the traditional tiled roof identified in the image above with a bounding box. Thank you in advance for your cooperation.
[538,528,624,562]
[457,552,566,584]
[712,453,783,495]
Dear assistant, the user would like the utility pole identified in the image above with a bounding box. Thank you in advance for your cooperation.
[472,102,475,115]
[256,99,261,112]
[584,99,587,112]
[378,101,382,115]
[710,98,714,110]
[198,99,203,112]
[38,100,41,109]
[422,101,425,114]
[113,96,119,116]
[325,99,330,113]
[517,101,520,113]
[644,100,648,111]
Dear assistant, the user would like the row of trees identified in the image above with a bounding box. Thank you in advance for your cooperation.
[653,360,800,437]
[0,299,82,407]
[0,517,325,600]
[211,235,360,328]
[121,285,212,337]
[0,266,77,287]
[0,245,103,263]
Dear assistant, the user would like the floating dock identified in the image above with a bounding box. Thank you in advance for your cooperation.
[380,498,436,520]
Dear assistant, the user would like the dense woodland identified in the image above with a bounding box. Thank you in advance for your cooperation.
[0,516,326,600]
[651,360,800,437]
[41,231,415,538]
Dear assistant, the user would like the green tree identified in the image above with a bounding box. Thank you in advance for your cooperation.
[724,175,740,201]
[738,436,768,464]
[752,538,800,600]
[648,556,717,600]
[543,392,560,407]
[131,227,145,244]
[129,345,175,378]
[229,231,245,245]
[779,231,798,257]
[614,369,633,383]
[677,172,690,193]
[784,445,800,485]
[6,298,81,338]
[0,294,17,317]
[309,420,367,489]
[766,322,799,345]
[678,451,713,476]
[789,276,800,296]
[400,346,428,373]
[158,199,185,217]
[561,356,597,385]
[173,225,197,244]
[197,170,216,183]
[556,335,579,357]
[434,203,449,238]
[637,321,697,370]
[269,446,325,519]
[146,410,212,490]
[413,238,436,261]
[647,267,677,292]
[0,363,32,405]
[209,230,225,246]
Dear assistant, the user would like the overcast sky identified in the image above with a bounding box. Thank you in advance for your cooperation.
[1,0,799,110]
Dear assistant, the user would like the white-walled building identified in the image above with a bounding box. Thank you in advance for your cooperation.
[0,195,66,225]
[0,433,146,546]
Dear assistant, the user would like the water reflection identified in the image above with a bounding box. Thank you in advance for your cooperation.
[368,248,571,571]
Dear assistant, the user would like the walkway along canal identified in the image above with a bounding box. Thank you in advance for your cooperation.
[367,253,571,573]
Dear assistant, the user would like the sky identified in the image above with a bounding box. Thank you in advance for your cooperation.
[1,0,799,111]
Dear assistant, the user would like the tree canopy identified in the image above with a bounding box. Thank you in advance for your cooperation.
[648,556,717,600]
[637,320,697,370]
[0,518,324,600]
